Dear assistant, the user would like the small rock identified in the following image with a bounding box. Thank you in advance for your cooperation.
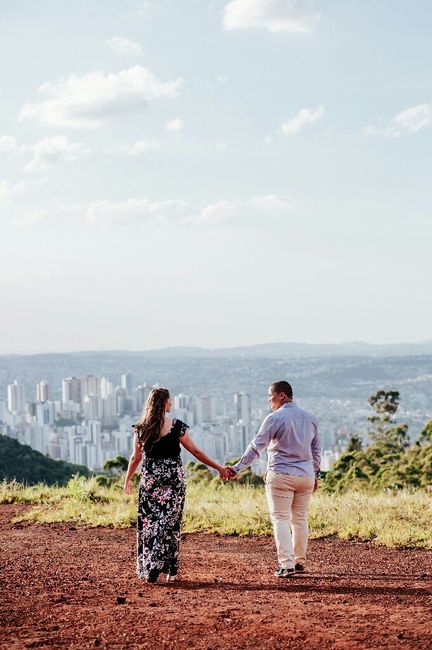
[397,633,404,640]
[94,639,101,647]
[148,602,157,607]
[116,596,126,604]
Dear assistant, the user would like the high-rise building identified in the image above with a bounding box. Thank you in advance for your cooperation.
[81,375,100,402]
[7,380,25,414]
[83,395,101,420]
[174,393,190,410]
[194,396,217,424]
[100,377,114,399]
[36,402,55,426]
[234,392,251,426]
[134,385,151,412]
[62,377,81,405]
[36,380,51,403]
[121,372,134,396]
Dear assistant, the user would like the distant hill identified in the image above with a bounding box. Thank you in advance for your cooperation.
[0,435,90,485]
[138,341,432,358]
[3,340,432,360]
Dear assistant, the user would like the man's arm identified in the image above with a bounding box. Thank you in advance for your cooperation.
[230,414,277,474]
[311,417,321,491]
[311,417,321,475]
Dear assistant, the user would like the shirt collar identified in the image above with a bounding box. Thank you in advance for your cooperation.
[280,401,296,410]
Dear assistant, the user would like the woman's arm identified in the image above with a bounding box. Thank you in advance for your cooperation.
[180,431,230,478]
[123,434,143,494]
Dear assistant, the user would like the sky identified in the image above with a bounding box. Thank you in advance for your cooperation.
[0,0,431,353]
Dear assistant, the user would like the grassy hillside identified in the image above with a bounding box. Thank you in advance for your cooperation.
[0,435,90,485]
[1,477,431,549]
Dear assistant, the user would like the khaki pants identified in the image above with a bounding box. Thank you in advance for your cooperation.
[265,471,315,569]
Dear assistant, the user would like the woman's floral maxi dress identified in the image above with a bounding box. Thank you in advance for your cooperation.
[137,419,188,579]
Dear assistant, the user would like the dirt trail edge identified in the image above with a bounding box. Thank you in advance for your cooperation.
[1,504,431,649]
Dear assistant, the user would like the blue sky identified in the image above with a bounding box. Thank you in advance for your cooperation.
[0,1,431,353]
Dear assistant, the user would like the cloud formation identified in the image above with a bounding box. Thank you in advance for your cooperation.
[192,194,292,223]
[0,179,26,200]
[107,37,143,57]
[364,103,432,138]
[19,66,182,128]
[25,135,89,172]
[165,117,184,132]
[223,0,320,34]
[280,105,324,136]
[122,140,160,155]
[14,194,292,227]
[86,198,188,224]
[13,204,82,226]
[0,135,18,154]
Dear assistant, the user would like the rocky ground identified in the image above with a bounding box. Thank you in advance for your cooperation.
[1,504,431,649]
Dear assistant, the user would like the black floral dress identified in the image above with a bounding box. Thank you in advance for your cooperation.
[137,419,188,580]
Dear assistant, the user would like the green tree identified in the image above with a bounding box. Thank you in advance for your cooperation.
[185,461,214,482]
[346,435,363,453]
[103,455,129,475]
[418,419,432,445]
[368,390,401,441]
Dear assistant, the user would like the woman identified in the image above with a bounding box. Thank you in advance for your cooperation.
[124,387,229,583]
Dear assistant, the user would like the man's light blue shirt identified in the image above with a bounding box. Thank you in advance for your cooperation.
[232,402,320,477]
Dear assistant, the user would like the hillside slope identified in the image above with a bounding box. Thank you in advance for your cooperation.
[0,435,89,485]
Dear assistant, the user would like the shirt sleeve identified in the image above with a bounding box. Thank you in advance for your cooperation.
[311,417,321,474]
[232,413,277,473]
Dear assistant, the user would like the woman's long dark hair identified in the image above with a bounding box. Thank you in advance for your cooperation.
[133,387,170,452]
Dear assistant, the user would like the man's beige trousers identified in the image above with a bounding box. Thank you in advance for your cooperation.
[265,471,315,569]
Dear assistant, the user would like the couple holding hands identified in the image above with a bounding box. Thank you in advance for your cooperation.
[124,380,320,583]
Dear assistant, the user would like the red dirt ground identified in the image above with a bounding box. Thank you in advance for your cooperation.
[1,504,431,649]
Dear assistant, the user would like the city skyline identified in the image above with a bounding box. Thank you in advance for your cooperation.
[1,1,431,353]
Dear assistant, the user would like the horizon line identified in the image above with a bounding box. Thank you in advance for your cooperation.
[1,339,432,357]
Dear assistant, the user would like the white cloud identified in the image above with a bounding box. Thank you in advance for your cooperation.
[364,103,432,139]
[86,198,188,224]
[216,141,227,150]
[193,194,292,223]
[0,179,26,200]
[280,105,324,136]
[24,135,90,172]
[165,117,184,132]
[223,0,320,33]
[137,2,154,19]
[14,204,82,226]
[122,140,160,155]
[12,194,293,227]
[107,36,143,57]
[19,66,182,128]
[0,135,18,154]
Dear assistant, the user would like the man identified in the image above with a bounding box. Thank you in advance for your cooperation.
[227,380,320,578]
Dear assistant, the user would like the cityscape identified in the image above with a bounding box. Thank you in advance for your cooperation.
[2,373,271,473]
[2,349,432,474]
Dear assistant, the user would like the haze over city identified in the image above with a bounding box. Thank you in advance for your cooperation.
[1,0,431,354]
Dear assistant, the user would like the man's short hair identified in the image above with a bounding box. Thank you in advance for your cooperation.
[270,380,293,398]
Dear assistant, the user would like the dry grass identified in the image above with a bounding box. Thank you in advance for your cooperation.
[2,477,431,548]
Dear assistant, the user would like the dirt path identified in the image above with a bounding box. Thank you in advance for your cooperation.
[1,504,431,649]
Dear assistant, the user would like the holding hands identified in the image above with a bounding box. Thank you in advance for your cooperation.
[218,466,238,480]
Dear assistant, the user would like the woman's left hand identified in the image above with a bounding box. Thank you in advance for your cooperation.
[123,479,132,495]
